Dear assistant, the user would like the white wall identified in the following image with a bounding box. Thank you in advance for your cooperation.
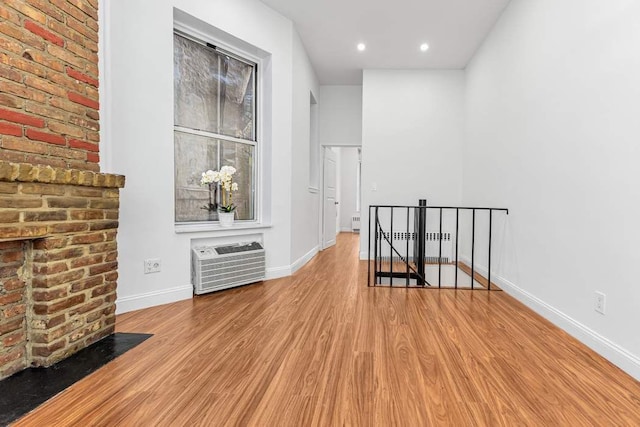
[318,85,362,146]
[360,70,466,256]
[104,0,302,312]
[290,30,321,271]
[464,0,640,379]
[338,147,359,231]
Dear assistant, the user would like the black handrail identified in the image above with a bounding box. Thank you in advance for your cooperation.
[368,199,509,290]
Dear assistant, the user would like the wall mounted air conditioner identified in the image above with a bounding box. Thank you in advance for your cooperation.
[192,242,265,295]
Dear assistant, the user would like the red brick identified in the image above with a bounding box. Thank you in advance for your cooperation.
[1,249,23,263]
[89,221,118,231]
[89,261,117,276]
[0,292,22,305]
[46,44,84,68]
[0,80,48,103]
[3,277,25,291]
[0,108,45,128]
[0,317,23,335]
[2,53,47,78]
[3,0,46,24]
[26,128,66,145]
[26,101,68,121]
[0,93,24,109]
[86,152,99,163]
[2,303,26,319]
[0,240,21,249]
[69,115,98,131]
[0,64,22,82]
[0,36,23,54]
[31,264,84,285]
[2,331,25,347]
[1,136,48,155]
[26,0,65,22]
[50,0,86,22]
[0,122,22,136]
[31,339,65,357]
[0,346,24,366]
[70,275,103,292]
[70,232,104,245]
[68,138,98,152]
[0,5,21,25]
[66,0,98,20]
[68,92,99,110]
[24,20,64,46]
[33,294,85,315]
[32,288,68,302]
[32,261,68,275]
[24,155,66,169]
[0,21,45,50]
[48,70,85,93]
[25,75,68,97]
[65,15,98,43]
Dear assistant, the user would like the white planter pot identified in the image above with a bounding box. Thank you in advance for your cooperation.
[218,211,235,227]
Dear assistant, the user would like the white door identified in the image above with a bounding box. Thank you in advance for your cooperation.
[323,148,338,249]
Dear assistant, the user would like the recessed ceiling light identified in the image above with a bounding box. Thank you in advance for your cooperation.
[357,43,366,52]
[420,43,429,52]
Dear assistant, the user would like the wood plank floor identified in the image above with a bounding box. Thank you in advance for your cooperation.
[15,233,640,426]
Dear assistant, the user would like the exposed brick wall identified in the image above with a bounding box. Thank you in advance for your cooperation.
[0,241,28,378]
[0,160,124,379]
[0,0,101,171]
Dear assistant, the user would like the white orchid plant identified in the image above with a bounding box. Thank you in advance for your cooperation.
[200,165,239,213]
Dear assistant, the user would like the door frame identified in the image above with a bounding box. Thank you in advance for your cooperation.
[320,146,337,250]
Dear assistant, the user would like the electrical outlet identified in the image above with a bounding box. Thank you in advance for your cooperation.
[144,258,161,274]
[595,291,606,315]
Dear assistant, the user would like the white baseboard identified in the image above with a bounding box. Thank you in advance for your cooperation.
[265,265,291,280]
[457,256,640,381]
[116,285,193,314]
[116,250,320,314]
[291,246,319,274]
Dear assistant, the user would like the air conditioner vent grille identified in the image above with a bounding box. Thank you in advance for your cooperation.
[192,242,265,295]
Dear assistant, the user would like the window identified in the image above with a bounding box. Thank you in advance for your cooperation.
[173,32,256,222]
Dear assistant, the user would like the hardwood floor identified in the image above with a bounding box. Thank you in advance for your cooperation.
[15,233,640,426]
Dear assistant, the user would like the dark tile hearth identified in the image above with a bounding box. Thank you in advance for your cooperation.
[0,333,152,426]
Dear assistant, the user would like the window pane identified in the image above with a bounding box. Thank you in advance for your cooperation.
[174,34,219,134]
[174,131,255,222]
[221,141,254,220]
[174,131,220,222]
[174,34,255,140]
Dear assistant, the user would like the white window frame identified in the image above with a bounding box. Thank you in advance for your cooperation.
[173,18,268,232]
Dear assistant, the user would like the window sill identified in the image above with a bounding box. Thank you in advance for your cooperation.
[175,221,272,234]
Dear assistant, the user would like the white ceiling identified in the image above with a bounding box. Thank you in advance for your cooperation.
[259,0,512,85]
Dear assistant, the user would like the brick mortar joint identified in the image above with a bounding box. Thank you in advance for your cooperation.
[0,161,125,189]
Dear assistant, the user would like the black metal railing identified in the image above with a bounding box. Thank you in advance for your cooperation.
[367,199,509,290]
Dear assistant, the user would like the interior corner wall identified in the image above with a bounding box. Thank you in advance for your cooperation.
[463,0,640,379]
[104,0,296,313]
[359,70,465,258]
[291,29,321,270]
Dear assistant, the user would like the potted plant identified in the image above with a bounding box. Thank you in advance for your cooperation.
[200,165,238,226]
